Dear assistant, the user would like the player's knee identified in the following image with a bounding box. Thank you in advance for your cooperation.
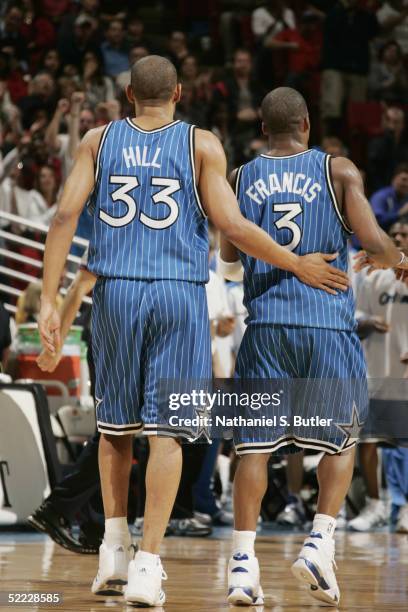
[100,432,133,447]
[240,452,271,468]
[148,435,181,456]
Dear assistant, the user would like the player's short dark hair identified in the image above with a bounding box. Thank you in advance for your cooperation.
[130,55,177,102]
[261,87,308,135]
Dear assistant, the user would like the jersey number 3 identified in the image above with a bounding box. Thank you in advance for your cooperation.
[99,176,181,230]
[273,202,302,251]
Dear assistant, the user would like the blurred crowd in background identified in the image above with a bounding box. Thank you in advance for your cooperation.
[2,0,408,546]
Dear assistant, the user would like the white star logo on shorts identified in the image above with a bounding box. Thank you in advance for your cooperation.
[335,403,363,449]
[189,404,212,444]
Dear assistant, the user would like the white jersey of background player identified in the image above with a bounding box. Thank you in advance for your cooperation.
[356,220,408,399]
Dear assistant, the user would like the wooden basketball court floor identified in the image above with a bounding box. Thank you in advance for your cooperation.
[1,530,407,611]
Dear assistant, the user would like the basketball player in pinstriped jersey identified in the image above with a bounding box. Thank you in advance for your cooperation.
[38,58,349,606]
[220,87,408,607]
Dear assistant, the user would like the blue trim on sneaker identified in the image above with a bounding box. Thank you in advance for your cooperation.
[232,553,249,561]
[301,558,330,590]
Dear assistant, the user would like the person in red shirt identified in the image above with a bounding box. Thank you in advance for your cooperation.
[268,11,323,95]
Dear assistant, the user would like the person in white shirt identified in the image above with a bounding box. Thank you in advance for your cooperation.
[377,1,408,54]
[251,1,296,41]
[350,218,408,532]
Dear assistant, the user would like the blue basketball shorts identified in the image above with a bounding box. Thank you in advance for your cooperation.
[92,278,212,438]
[234,324,368,455]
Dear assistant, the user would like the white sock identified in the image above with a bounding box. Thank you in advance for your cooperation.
[104,517,130,548]
[232,530,256,556]
[312,513,336,538]
[136,549,160,566]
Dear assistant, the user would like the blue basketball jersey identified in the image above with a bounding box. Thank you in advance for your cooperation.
[87,118,208,281]
[236,149,356,330]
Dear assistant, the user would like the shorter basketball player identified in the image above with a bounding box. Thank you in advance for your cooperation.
[219,88,408,607]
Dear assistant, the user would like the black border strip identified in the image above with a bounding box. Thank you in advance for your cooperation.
[260,149,312,160]
[325,154,353,235]
[235,434,354,456]
[188,125,207,219]
[125,118,180,134]
[234,165,244,198]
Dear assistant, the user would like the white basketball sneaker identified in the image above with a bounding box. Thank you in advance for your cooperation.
[291,532,340,606]
[348,498,387,531]
[227,553,265,606]
[91,541,130,595]
[125,553,167,607]
[396,503,408,533]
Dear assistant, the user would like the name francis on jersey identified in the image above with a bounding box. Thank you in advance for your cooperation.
[245,171,322,205]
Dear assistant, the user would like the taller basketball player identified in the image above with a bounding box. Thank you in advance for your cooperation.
[220,87,408,607]
[38,58,349,607]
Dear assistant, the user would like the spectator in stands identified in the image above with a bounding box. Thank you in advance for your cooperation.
[213,49,262,166]
[252,1,296,90]
[368,106,408,192]
[45,92,95,180]
[166,30,189,70]
[58,11,99,70]
[0,3,27,69]
[0,152,58,225]
[0,299,11,371]
[41,49,61,78]
[267,11,322,101]
[115,45,149,93]
[82,50,115,106]
[320,0,379,135]
[126,16,150,51]
[321,135,347,157]
[251,1,295,43]
[100,19,129,78]
[369,41,408,104]
[370,163,408,230]
[18,71,56,129]
[20,0,56,74]
[377,1,408,55]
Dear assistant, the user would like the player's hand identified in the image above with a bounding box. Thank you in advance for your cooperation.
[370,315,390,334]
[217,316,236,337]
[296,253,349,295]
[353,250,387,275]
[38,300,61,355]
[37,349,62,372]
[56,98,70,115]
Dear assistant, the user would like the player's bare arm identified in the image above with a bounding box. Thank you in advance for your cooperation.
[331,157,408,272]
[39,126,104,354]
[37,267,97,372]
[195,130,349,295]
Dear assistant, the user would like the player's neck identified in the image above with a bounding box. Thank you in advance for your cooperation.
[131,104,175,130]
[266,136,308,157]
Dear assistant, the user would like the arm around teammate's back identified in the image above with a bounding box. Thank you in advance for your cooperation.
[195,129,349,295]
[332,156,406,272]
